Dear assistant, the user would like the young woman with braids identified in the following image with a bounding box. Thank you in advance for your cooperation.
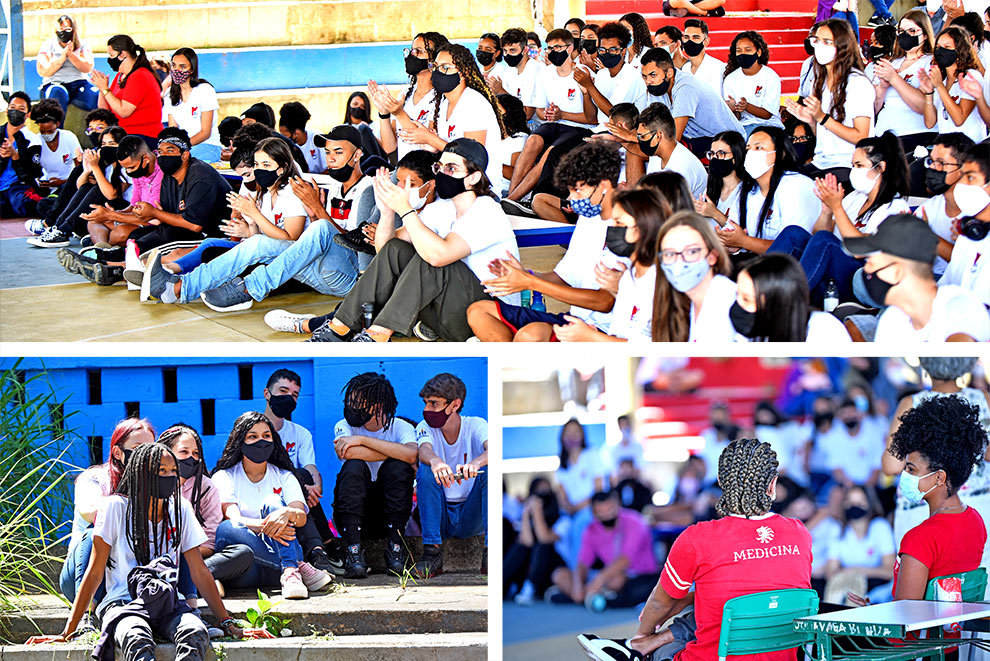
[59,418,154,604]
[332,372,418,577]
[367,32,448,163]
[392,42,507,194]
[159,424,254,601]
[33,443,243,652]
[210,413,332,599]
[578,438,813,661]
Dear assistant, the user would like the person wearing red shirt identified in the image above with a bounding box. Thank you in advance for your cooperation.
[90,35,163,147]
[579,438,813,661]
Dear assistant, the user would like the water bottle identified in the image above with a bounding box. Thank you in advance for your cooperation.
[824,279,839,313]
[521,290,532,308]
[361,302,375,329]
[532,291,546,312]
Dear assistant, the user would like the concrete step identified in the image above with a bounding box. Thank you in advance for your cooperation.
[1,633,488,661]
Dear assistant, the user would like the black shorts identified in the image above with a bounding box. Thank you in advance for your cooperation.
[496,301,570,339]
[533,123,593,150]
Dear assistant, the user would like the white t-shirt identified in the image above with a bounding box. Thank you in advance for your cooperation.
[556,449,605,505]
[916,193,962,275]
[715,181,743,226]
[40,128,80,180]
[681,54,725,96]
[608,264,657,341]
[297,130,327,175]
[821,418,885,484]
[827,518,896,568]
[646,142,708,199]
[333,418,417,481]
[735,310,851,342]
[94,495,206,605]
[163,83,221,148]
[874,284,990,342]
[532,66,592,128]
[875,55,932,136]
[418,196,521,305]
[482,60,510,81]
[836,192,910,238]
[689,273,737,342]
[591,62,648,128]
[69,465,111,551]
[812,72,875,169]
[437,88,504,192]
[721,65,784,128]
[276,419,316,469]
[553,214,624,329]
[741,172,821,240]
[497,60,542,108]
[939,233,990,306]
[415,416,488,502]
[755,422,809,486]
[260,184,309,229]
[933,72,989,144]
[38,36,93,85]
[397,86,438,162]
[212,462,306,519]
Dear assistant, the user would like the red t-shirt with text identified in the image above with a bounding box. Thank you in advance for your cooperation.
[110,68,164,139]
[893,506,986,597]
[660,514,813,661]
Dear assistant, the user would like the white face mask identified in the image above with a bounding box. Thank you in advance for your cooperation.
[407,181,431,210]
[849,164,880,193]
[926,0,941,13]
[954,183,990,217]
[41,131,58,143]
[744,150,773,179]
[814,42,837,65]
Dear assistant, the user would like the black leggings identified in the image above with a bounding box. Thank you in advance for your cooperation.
[294,468,334,547]
[503,541,565,598]
[54,182,128,236]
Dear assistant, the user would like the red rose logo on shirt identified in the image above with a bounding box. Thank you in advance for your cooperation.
[416,109,429,122]
[567,88,576,100]
[903,73,914,83]
[286,442,296,451]
[191,107,198,115]
[165,526,177,542]
[447,125,456,138]
[631,305,639,319]
[754,85,763,96]
[273,487,282,495]
[63,154,71,163]
[756,526,774,543]
[310,149,317,157]
[274,213,283,225]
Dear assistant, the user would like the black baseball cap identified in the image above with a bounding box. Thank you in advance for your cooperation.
[314,125,362,150]
[842,213,938,264]
[444,138,488,173]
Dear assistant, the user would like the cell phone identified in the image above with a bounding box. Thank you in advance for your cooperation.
[451,471,464,480]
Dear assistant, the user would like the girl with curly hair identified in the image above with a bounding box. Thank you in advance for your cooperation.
[721,31,784,134]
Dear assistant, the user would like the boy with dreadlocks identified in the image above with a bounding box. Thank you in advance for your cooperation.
[579,438,813,661]
[333,372,418,578]
[32,443,243,655]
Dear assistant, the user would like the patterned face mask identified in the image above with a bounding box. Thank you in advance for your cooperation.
[569,184,604,218]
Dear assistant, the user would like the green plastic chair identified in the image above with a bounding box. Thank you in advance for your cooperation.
[924,568,988,602]
[717,588,820,661]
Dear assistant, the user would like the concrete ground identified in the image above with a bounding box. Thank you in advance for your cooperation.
[0,218,566,343]
[502,601,640,661]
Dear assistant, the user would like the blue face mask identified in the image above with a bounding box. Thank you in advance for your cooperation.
[899,470,937,505]
[569,186,604,218]
[661,258,711,293]
[854,395,869,412]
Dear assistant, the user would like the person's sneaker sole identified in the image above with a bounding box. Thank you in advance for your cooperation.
[57,248,82,275]
[27,236,70,248]
[302,571,333,592]
[264,310,315,333]
[123,269,144,287]
[501,198,539,218]
[281,584,309,599]
[576,634,641,661]
[80,259,115,286]
[412,321,439,342]
[200,290,254,313]
[140,248,162,302]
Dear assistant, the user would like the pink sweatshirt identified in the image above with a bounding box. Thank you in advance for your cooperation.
[180,473,221,551]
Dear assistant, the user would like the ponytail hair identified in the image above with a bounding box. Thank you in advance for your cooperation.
[856,131,909,220]
[107,35,156,88]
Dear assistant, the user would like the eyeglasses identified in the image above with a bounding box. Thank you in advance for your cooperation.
[598,46,624,55]
[808,36,835,47]
[790,135,811,144]
[432,162,466,176]
[428,62,458,74]
[636,130,658,142]
[660,246,708,264]
[85,127,105,135]
[924,156,961,171]
[403,47,429,58]
[706,150,732,160]
[546,44,570,53]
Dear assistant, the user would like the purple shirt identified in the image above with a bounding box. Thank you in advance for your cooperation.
[578,508,658,576]
[131,160,164,208]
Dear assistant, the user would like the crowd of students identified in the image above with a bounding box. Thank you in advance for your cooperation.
[3,8,990,341]
[30,368,487,661]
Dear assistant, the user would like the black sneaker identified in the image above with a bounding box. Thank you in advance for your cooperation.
[501,198,538,218]
[350,329,381,342]
[343,543,369,578]
[94,245,125,263]
[306,319,352,342]
[333,224,377,255]
[200,277,254,312]
[143,250,179,301]
[384,540,410,576]
[306,546,337,575]
[322,539,347,577]
[576,634,645,660]
[27,226,70,248]
[57,249,121,285]
[412,321,439,342]
[413,544,443,579]
[706,5,725,15]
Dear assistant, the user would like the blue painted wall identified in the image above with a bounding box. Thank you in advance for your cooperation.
[2,357,488,519]
[503,422,606,460]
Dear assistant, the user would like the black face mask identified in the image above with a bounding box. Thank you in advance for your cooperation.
[107,55,123,72]
[600,516,618,528]
[582,40,598,54]
[349,106,367,122]
[475,50,495,67]
[844,505,868,520]
[242,439,274,464]
[547,49,570,67]
[638,134,659,157]
[647,78,670,97]
[804,38,814,56]
[431,70,461,94]
[127,158,152,179]
[158,155,184,176]
[88,131,104,148]
[898,32,921,52]
[405,54,429,76]
[6,109,26,127]
[253,167,280,189]
[434,171,468,199]
[121,448,134,466]
[682,40,705,57]
[328,162,354,183]
[925,167,950,195]
[56,30,73,43]
[153,475,179,499]
[735,52,759,69]
[863,265,896,306]
[869,45,887,61]
[599,52,623,69]
[709,158,735,179]
[503,52,524,67]
[729,301,757,337]
[961,217,990,241]
[791,140,812,164]
[813,411,833,429]
[177,456,200,480]
[269,394,297,418]
[100,146,118,165]
[605,225,636,257]
[934,47,957,68]
[843,418,860,432]
[344,404,373,428]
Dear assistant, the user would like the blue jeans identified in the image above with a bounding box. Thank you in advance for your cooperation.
[172,238,239,273]
[416,464,487,546]
[41,80,100,117]
[832,11,860,39]
[190,143,222,162]
[766,226,863,305]
[59,528,106,604]
[212,495,303,589]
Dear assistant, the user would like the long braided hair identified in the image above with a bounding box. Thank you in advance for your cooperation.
[159,423,207,526]
[715,438,779,518]
[211,411,295,473]
[405,32,448,103]
[431,43,508,140]
[343,372,398,432]
[116,442,182,567]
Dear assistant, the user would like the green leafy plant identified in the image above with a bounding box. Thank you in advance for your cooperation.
[244,590,292,636]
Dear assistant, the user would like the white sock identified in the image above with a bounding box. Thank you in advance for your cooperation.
[161,280,179,304]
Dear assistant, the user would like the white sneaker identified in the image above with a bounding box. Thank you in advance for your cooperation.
[124,240,143,292]
[23,218,46,235]
[576,634,645,660]
[264,309,315,334]
[514,580,536,605]
[297,561,333,592]
[280,567,308,599]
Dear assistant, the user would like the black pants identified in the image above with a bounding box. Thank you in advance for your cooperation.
[799,164,852,194]
[533,132,589,198]
[294,468,333,549]
[606,572,661,608]
[503,541,564,598]
[43,164,83,225]
[332,457,415,546]
[54,183,129,236]
[128,224,205,254]
[204,543,254,584]
[335,238,490,341]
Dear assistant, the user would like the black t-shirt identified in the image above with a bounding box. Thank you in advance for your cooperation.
[159,158,232,237]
